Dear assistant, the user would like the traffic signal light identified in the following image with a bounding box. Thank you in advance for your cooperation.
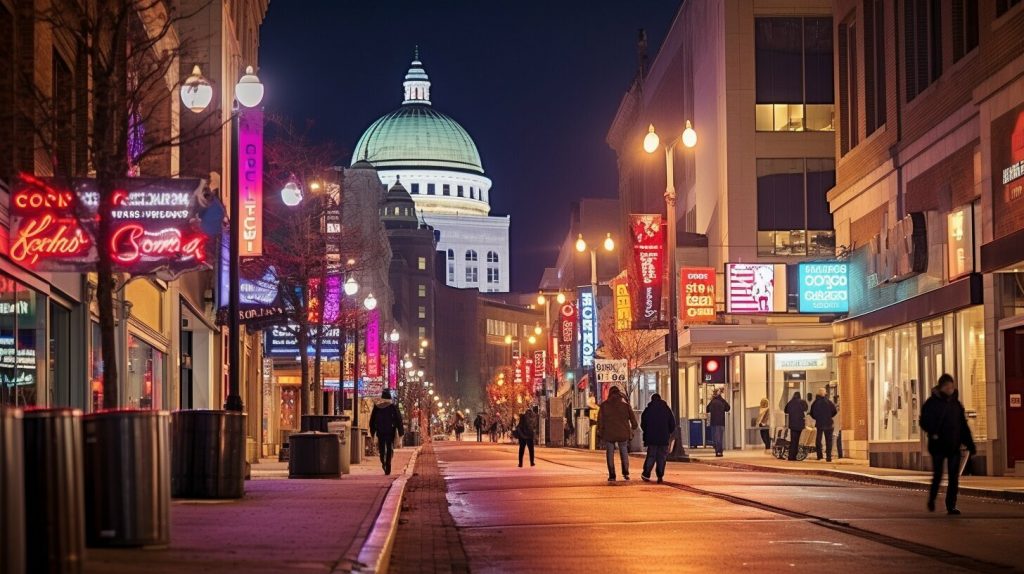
[701,356,726,384]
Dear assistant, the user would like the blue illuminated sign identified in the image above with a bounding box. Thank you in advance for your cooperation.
[798,262,848,313]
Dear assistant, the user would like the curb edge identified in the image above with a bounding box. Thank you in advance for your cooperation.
[351,445,422,573]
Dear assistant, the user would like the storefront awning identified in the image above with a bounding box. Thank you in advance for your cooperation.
[637,322,834,369]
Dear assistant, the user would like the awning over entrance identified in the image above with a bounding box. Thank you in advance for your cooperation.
[638,322,834,369]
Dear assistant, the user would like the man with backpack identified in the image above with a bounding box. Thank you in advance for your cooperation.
[368,389,404,475]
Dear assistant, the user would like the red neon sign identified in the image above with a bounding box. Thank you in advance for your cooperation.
[8,214,91,265]
[109,225,207,266]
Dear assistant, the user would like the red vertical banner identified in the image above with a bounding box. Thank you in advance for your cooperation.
[366,309,380,377]
[551,335,560,377]
[629,214,664,328]
[238,107,264,257]
[513,356,525,385]
[558,302,577,370]
[533,349,546,379]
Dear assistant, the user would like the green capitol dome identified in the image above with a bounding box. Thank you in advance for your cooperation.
[352,57,484,174]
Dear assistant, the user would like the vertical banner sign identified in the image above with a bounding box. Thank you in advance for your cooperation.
[628,214,664,328]
[307,278,321,322]
[513,356,525,385]
[559,302,577,370]
[533,349,546,380]
[578,286,596,368]
[237,107,264,256]
[366,309,381,378]
[680,267,716,323]
[551,336,560,377]
[322,274,341,324]
[524,358,534,391]
[610,272,633,331]
[388,344,398,389]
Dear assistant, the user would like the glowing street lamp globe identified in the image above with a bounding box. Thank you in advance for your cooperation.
[363,293,377,311]
[603,233,615,252]
[534,325,542,336]
[682,120,698,148]
[344,277,359,296]
[280,181,303,207]
[404,360,413,369]
[537,294,546,305]
[643,124,660,154]
[180,65,213,113]
[556,292,567,304]
[528,335,537,345]
[575,234,586,253]
[389,329,400,342]
[235,66,264,108]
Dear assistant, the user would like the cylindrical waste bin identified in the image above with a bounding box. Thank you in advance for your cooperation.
[170,410,245,499]
[23,408,85,573]
[327,420,351,474]
[82,410,170,547]
[288,432,341,478]
[1,407,26,574]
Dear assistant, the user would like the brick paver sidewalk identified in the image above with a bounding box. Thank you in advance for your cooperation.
[390,445,469,574]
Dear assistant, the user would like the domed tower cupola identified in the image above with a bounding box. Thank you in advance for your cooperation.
[403,48,431,105]
[381,176,420,230]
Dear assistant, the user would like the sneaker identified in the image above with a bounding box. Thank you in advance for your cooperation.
[927,500,936,512]
[641,474,651,482]
[607,476,616,482]
[947,508,962,516]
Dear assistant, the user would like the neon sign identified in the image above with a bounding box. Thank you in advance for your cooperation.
[238,108,264,257]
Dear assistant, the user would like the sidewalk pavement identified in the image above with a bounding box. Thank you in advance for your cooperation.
[683,448,1024,502]
[83,446,417,574]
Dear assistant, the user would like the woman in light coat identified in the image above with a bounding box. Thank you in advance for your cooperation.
[755,398,771,451]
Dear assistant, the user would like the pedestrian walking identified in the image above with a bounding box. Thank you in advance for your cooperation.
[516,406,539,467]
[920,373,976,515]
[474,413,485,442]
[597,386,638,481]
[454,412,465,442]
[784,391,808,461]
[810,388,838,462]
[754,398,771,452]
[640,393,675,483]
[368,389,404,475]
[706,389,730,457]
[488,417,498,443]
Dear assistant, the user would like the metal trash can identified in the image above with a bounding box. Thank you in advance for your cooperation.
[301,414,348,433]
[23,408,85,573]
[327,420,351,474]
[1,407,26,574]
[289,432,341,478]
[170,410,246,499]
[82,410,170,547]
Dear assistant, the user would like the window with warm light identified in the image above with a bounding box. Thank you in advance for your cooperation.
[756,158,835,256]
[418,256,426,270]
[418,284,426,298]
[418,305,426,319]
[755,17,834,132]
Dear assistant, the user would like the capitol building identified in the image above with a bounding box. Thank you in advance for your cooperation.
[353,55,510,293]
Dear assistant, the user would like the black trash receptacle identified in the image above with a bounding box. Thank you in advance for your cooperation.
[1,407,26,574]
[300,414,349,432]
[288,432,341,478]
[23,408,85,574]
[171,410,246,499]
[82,410,170,547]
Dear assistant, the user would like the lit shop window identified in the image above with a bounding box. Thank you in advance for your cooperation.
[754,17,835,132]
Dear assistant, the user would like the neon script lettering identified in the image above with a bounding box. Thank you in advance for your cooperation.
[109,225,206,265]
[9,214,91,265]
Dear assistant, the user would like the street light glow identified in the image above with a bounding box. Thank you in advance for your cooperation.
[344,277,359,296]
[537,294,546,305]
[556,292,566,304]
[404,360,413,369]
[180,65,213,113]
[682,120,698,148]
[534,324,542,336]
[235,66,265,108]
[389,328,400,342]
[575,233,586,253]
[504,334,513,345]
[363,293,377,310]
[280,181,303,207]
[603,232,615,252]
[528,335,537,345]
[420,339,429,348]
[643,123,660,153]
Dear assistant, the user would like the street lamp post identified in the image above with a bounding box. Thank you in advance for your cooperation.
[644,121,697,457]
[574,233,615,417]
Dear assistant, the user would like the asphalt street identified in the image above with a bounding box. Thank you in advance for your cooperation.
[433,442,1024,573]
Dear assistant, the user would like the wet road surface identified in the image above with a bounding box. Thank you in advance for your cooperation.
[432,442,1024,573]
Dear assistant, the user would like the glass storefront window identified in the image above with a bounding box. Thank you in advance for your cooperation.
[127,335,163,409]
[869,325,920,441]
[956,306,987,440]
[0,275,46,407]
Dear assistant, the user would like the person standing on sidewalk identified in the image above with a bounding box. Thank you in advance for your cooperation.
[474,413,484,442]
[368,389,404,475]
[810,388,838,462]
[920,373,976,515]
[784,391,808,461]
[640,393,675,483]
[706,389,730,457]
[597,386,638,481]
[755,398,771,452]
[516,407,539,467]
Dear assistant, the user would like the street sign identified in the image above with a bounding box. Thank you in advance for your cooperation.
[595,359,628,385]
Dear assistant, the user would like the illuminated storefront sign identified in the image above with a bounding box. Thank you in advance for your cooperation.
[775,353,827,370]
[990,103,1024,240]
[947,206,974,279]
[629,214,664,328]
[265,324,341,358]
[238,107,264,257]
[797,262,848,313]
[578,286,596,367]
[868,211,927,284]
[533,349,546,380]
[366,310,380,378]
[726,263,787,313]
[610,273,632,331]
[559,301,576,370]
[8,175,216,279]
[680,267,716,323]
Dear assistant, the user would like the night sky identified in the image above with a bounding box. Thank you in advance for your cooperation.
[259,1,680,292]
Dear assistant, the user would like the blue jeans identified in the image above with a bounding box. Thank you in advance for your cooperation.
[605,441,629,477]
[642,444,669,479]
[710,425,725,455]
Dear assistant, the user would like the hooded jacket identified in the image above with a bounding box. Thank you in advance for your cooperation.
[516,409,539,440]
[920,388,975,455]
[810,396,838,430]
[784,395,809,430]
[369,399,404,441]
[597,392,638,443]
[640,396,676,446]
[706,395,731,426]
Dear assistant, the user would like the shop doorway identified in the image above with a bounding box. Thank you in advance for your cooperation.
[180,330,194,409]
[920,338,945,392]
[1004,328,1024,466]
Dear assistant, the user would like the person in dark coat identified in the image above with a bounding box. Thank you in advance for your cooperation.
[473,414,485,442]
[784,392,809,461]
[368,389,405,475]
[516,407,539,467]
[920,374,976,515]
[810,388,838,462]
[597,386,638,481]
[706,388,731,457]
[640,393,675,483]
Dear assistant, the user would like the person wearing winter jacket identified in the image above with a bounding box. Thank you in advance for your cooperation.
[640,393,675,483]
[754,398,771,451]
[706,389,731,457]
[597,386,638,481]
[368,389,405,475]
[920,374,976,515]
[516,406,539,467]
[473,413,485,442]
[810,388,838,462]
[784,392,809,461]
